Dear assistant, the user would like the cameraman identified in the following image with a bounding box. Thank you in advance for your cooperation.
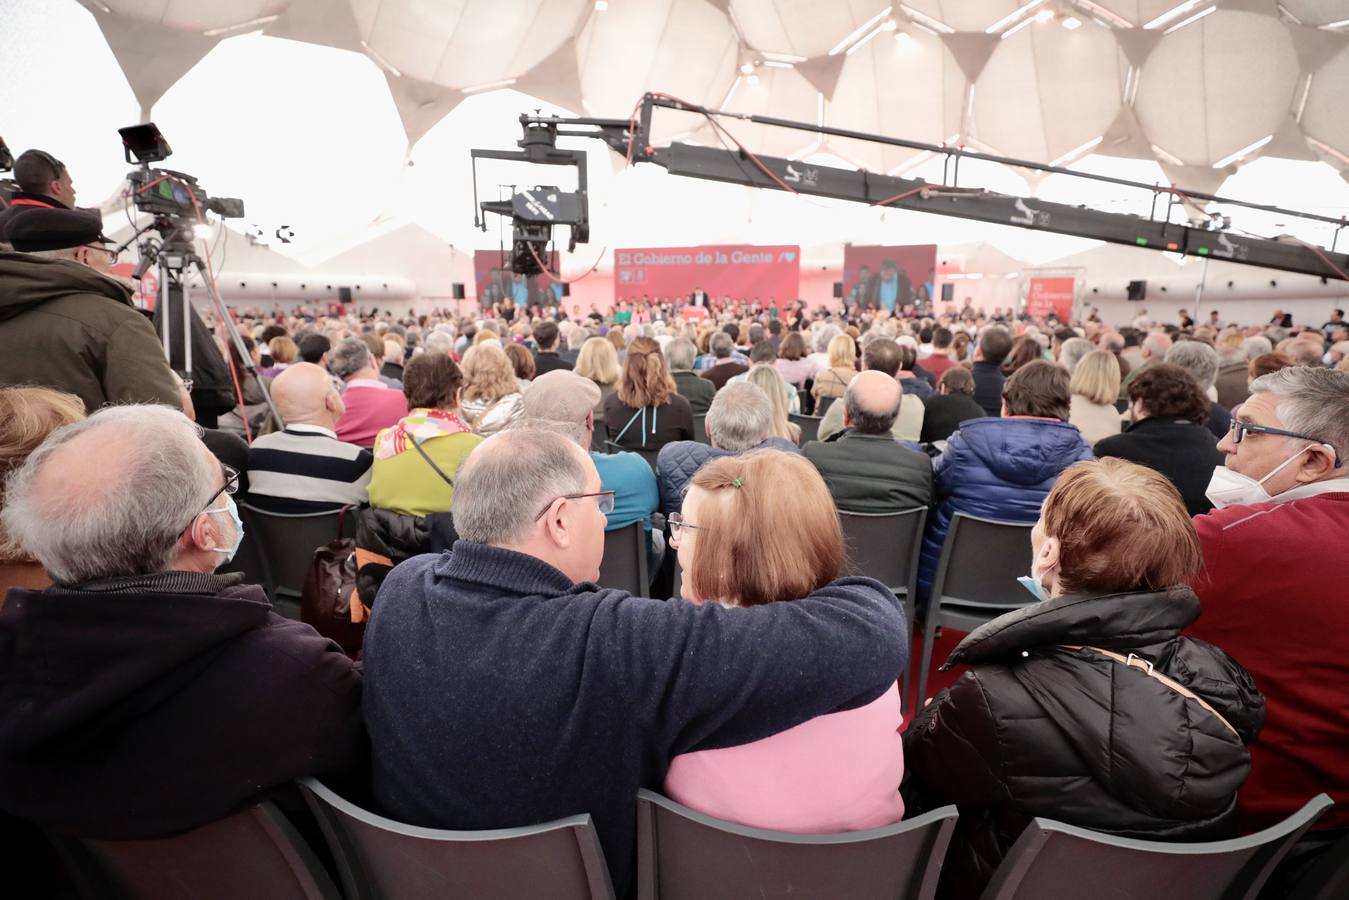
[0,206,179,412]
[0,149,77,231]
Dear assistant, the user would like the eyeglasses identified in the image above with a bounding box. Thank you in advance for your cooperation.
[668,512,702,541]
[84,243,120,264]
[196,465,241,518]
[1228,420,1341,467]
[532,490,616,521]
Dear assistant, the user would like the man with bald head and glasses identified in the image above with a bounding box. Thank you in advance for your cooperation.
[363,427,908,897]
[0,404,364,841]
[1187,366,1349,858]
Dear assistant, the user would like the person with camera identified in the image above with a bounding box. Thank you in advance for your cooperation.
[0,149,77,236]
[0,205,179,413]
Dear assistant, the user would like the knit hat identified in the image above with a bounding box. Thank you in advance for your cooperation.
[523,370,601,425]
[0,206,111,252]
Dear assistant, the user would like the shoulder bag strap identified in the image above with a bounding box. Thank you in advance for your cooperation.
[410,436,455,488]
[1060,644,1238,737]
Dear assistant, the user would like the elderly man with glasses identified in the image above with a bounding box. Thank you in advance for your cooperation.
[0,205,179,412]
[1186,367,1349,863]
[362,427,907,899]
[0,405,364,841]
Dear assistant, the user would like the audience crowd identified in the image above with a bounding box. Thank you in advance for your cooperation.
[2,204,1349,898]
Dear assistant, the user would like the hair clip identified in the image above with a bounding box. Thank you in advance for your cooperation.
[731,478,743,489]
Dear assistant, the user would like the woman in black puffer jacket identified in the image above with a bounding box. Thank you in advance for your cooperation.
[903,458,1264,900]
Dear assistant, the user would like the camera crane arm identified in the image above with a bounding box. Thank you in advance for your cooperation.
[484,93,1348,283]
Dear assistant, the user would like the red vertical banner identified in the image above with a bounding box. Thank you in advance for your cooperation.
[612,245,800,306]
[1026,276,1076,322]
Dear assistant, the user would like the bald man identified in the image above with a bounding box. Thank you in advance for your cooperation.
[246,362,373,513]
[803,370,934,513]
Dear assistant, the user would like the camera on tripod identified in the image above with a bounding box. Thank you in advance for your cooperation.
[119,123,245,222]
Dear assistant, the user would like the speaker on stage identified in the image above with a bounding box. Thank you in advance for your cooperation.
[561,283,571,297]
[1127,280,1147,301]
[451,282,466,300]
[940,283,955,302]
[832,281,843,298]
[337,286,352,303]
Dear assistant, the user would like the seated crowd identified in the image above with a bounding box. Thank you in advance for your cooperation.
[1,213,1347,899]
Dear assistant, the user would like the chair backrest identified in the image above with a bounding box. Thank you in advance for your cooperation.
[218,505,273,595]
[299,778,614,900]
[605,440,660,472]
[1286,829,1349,900]
[692,414,710,446]
[788,413,822,445]
[931,512,1035,609]
[636,790,956,900]
[840,508,927,597]
[54,802,341,900]
[817,395,836,417]
[238,503,357,600]
[981,794,1333,900]
[597,521,649,597]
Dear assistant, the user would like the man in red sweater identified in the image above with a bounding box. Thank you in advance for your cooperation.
[1188,367,1349,837]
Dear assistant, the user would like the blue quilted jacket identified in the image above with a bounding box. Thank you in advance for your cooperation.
[656,437,800,514]
[917,417,1094,602]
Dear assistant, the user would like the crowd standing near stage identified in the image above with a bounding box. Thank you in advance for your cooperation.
[2,192,1349,898]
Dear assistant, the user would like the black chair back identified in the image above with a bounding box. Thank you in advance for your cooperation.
[692,414,711,446]
[597,521,649,597]
[52,802,341,900]
[605,440,661,471]
[299,778,614,900]
[817,395,836,418]
[840,508,927,710]
[1286,828,1349,900]
[788,413,822,446]
[917,513,1034,703]
[237,503,358,619]
[982,795,1333,900]
[635,790,957,900]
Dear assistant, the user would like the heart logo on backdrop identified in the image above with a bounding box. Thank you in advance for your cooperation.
[781,251,796,263]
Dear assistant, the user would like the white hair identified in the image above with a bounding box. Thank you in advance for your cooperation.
[424,331,455,355]
[706,382,771,451]
[1166,340,1219,390]
[2,405,217,585]
[1241,336,1273,360]
[1059,337,1094,373]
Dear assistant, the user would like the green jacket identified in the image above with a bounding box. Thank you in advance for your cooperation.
[0,253,179,412]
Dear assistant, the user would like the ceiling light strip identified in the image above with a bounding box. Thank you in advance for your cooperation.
[1048,135,1103,167]
[1074,0,1133,28]
[461,77,517,94]
[1143,0,1199,29]
[899,4,955,34]
[202,14,278,36]
[1000,16,1036,39]
[828,5,894,55]
[1162,4,1216,34]
[1211,134,1272,168]
[361,40,403,78]
[846,22,889,54]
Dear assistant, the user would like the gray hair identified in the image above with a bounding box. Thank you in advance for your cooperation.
[1242,335,1273,360]
[1250,367,1349,463]
[666,337,697,371]
[452,429,590,546]
[814,324,842,354]
[424,331,455,355]
[706,382,771,451]
[709,332,734,359]
[566,325,589,351]
[329,337,372,380]
[1059,337,1094,373]
[2,405,217,585]
[1166,340,1219,390]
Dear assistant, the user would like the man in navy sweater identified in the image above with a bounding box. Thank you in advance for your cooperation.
[363,429,907,897]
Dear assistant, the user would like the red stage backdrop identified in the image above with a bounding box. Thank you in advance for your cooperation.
[841,244,937,310]
[612,245,800,306]
[1026,276,1076,322]
[473,250,561,306]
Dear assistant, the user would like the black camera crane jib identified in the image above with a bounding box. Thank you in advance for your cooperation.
[118,122,281,430]
[471,93,1349,283]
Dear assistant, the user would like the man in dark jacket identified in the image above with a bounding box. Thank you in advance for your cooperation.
[804,371,932,513]
[0,148,77,236]
[363,429,907,898]
[0,207,179,412]
[667,337,715,416]
[531,319,573,375]
[0,405,365,839]
[920,367,986,444]
[656,382,799,514]
[971,325,1012,416]
[700,332,749,390]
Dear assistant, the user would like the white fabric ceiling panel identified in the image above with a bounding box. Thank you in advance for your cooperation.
[728,0,895,59]
[827,31,963,173]
[1135,9,1300,165]
[1301,43,1349,163]
[1281,0,1349,25]
[1093,0,1197,27]
[927,0,1021,33]
[707,66,825,160]
[101,0,289,30]
[973,19,1123,163]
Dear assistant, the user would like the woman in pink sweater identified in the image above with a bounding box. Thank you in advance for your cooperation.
[664,449,905,832]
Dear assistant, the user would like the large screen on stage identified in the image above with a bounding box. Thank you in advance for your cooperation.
[612,245,801,306]
[841,244,937,312]
[473,250,561,307]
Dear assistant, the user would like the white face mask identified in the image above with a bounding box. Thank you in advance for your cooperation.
[1017,560,1051,602]
[1205,446,1314,509]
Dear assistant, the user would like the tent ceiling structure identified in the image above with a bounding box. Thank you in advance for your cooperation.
[3,0,1347,279]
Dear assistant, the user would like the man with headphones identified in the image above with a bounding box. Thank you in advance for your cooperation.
[0,149,77,233]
